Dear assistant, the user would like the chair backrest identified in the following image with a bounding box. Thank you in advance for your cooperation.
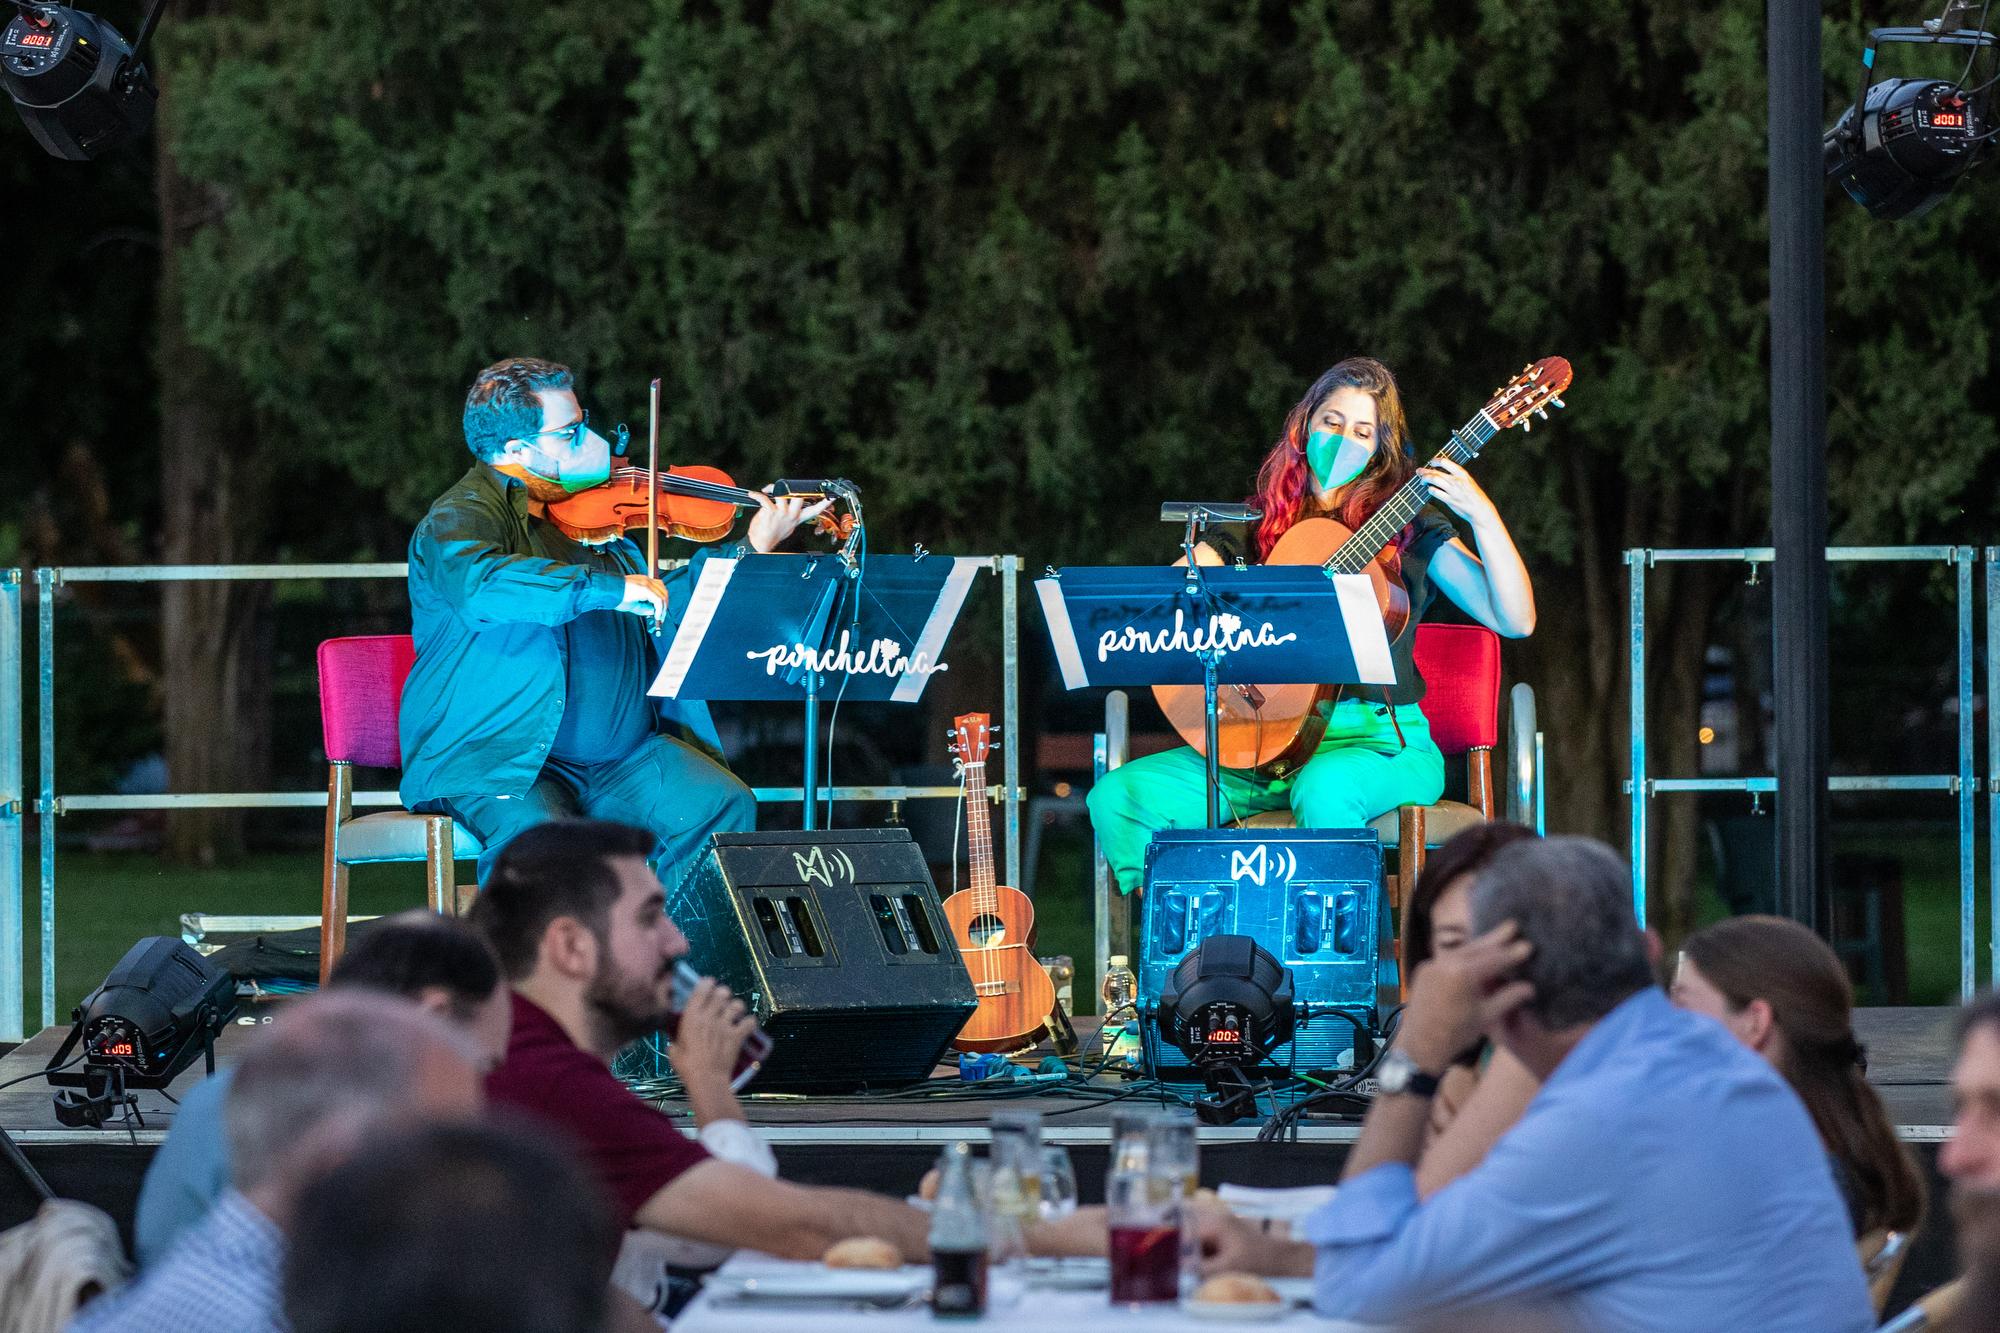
[317,635,416,768]
[1412,623,1502,755]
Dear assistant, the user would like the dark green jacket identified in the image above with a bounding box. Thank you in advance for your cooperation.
[398,465,722,804]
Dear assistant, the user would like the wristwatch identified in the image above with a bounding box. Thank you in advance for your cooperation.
[1376,1049,1443,1099]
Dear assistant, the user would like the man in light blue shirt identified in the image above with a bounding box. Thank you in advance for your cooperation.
[69,992,482,1333]
[1194,835,1872,1332]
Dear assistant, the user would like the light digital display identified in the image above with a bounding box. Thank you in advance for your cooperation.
[99,1041,135,1057]
[14,31,55,48]
[1934,111,1969,128]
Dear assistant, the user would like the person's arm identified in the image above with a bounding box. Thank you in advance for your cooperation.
[1416,1047,1541,1199]
[1419,462,1536,637]
[1342,924,1534,1183]
[667,978,777,1176]
[413,501,664,629]
[634,1159,930,1262]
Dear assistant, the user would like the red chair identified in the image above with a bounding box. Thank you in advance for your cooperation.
[317,635,482,984]
[1237,622,1505,925]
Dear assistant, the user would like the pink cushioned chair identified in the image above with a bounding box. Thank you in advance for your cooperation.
[317,635,482,984]
[1236,622,1505,943]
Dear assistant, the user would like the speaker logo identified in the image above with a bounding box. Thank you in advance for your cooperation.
[793,846,857,888]
[1230,844,1297,886]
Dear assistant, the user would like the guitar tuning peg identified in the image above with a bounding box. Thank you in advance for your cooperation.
[1522,418,1533,433]
[1552,397,1565,409]
[1536,407,1549,420]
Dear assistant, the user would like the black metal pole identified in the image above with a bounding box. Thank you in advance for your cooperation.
[1769,0,1831,932]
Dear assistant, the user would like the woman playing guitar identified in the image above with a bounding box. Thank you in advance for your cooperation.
[1086,355,1539,896]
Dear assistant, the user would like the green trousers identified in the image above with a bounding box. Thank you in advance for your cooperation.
[1086,697,1445,894]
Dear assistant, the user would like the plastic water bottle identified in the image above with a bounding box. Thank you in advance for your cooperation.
[1101,956,1142,1069]
[929,1143,988,1318]
[1101,955,1137,1016]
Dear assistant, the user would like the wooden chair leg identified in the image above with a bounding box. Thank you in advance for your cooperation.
[424,819,454,916]
[320,763,353,987]
[1396,805,1429,1003]
[1468,748,1495,820]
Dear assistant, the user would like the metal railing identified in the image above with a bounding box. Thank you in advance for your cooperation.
[1625,546,1980,999]
[6,557,1024,1037]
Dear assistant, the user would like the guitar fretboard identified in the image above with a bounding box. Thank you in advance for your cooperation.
[964,759,996,911]
[1325,408,1498,574]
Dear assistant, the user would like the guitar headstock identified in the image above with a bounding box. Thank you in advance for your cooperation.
[1485,357,1573,434]
[950,712,993,768]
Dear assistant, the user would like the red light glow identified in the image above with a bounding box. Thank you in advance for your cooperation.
[100,1042,135,1057]
[1935,111,1969,128]
[1208,1030,1242,1043]
[16,32,54,48]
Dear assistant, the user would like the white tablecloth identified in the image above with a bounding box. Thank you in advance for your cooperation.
[673,1256,1383,1332]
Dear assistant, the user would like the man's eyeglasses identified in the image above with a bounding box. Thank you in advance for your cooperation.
[520,409,590,450]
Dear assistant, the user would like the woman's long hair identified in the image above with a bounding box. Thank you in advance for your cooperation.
[1251,356,1417,561]
[1683,915,1925,1236]
[1402,822,1539,979]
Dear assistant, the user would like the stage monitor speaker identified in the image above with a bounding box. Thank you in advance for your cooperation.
[1137,828,1384,1079]
[665,828,977,1092]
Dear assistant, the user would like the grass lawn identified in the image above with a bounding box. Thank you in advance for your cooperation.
[8,819,1985,1032]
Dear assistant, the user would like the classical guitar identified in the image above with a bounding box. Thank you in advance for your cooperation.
[1154,357,1572,776]
[943,712,1056,1054]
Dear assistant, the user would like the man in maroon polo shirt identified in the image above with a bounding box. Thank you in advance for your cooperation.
[471,818,929,1259]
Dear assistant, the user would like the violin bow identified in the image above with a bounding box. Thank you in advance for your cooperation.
[646,378,663,635]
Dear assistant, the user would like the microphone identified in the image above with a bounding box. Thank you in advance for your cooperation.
[1160,501,1263,524]
[772,478,857,499]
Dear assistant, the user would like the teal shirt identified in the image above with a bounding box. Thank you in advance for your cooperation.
[399,465,724,804]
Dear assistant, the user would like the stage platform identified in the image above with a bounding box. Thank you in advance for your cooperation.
[0,1006,1965,1316]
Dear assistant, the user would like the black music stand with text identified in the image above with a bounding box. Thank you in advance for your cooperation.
[1034,564,1397,827]
[649,553,986,828]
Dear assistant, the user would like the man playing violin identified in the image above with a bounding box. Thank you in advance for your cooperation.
[399,357,828,888]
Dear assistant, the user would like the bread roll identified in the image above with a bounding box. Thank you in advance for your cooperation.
[822,1236,902,1270]
[1193,1272,1282,1305]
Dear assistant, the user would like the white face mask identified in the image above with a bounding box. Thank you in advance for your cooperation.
[1306,428,1372,491]
[521,423,613,493]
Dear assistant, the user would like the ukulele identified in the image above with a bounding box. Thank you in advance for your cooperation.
[1154,357,1572,775]
[943,712,1056,1054]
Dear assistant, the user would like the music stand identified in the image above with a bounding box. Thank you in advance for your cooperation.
[650,553,986,828]
[1034,562,1395,827]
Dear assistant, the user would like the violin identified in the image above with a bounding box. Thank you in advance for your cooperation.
[544,466,855,547]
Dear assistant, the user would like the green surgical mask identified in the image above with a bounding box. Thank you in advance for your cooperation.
[1306,428,1371,491]
[527,425,613,494]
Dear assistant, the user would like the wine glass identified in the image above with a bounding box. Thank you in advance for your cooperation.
[1038,1145,1079,1221]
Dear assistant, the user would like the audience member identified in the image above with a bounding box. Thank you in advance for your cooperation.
[1935,992,2000,1327]
[470,819,930,1263]
[132,911,509,1267]
[68,992,481,1333]
[1192,835,1873,1331]
[1674,914,1924,1238]
[1398,821,1543,1198]
[283,1121,615,1333]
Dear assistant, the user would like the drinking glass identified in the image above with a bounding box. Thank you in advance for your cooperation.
[1147,1110,1200,1200]
[991,1110,1045,1202]
[1037,1145,1079,1221]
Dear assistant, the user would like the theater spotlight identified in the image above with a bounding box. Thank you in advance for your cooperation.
[1156,934,1296,1123]
[1823,21,1997,220]
[45,936,236,1128]
[2,1,168,160]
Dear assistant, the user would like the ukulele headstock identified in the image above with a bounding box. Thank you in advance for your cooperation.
[1485,357,1573,434]
[949,713,993,769]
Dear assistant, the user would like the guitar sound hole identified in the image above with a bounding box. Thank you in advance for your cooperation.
[967,913,1007,948]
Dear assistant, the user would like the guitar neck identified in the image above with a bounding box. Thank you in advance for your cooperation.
[1325,408,1498,574]
[963,760,997,902]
